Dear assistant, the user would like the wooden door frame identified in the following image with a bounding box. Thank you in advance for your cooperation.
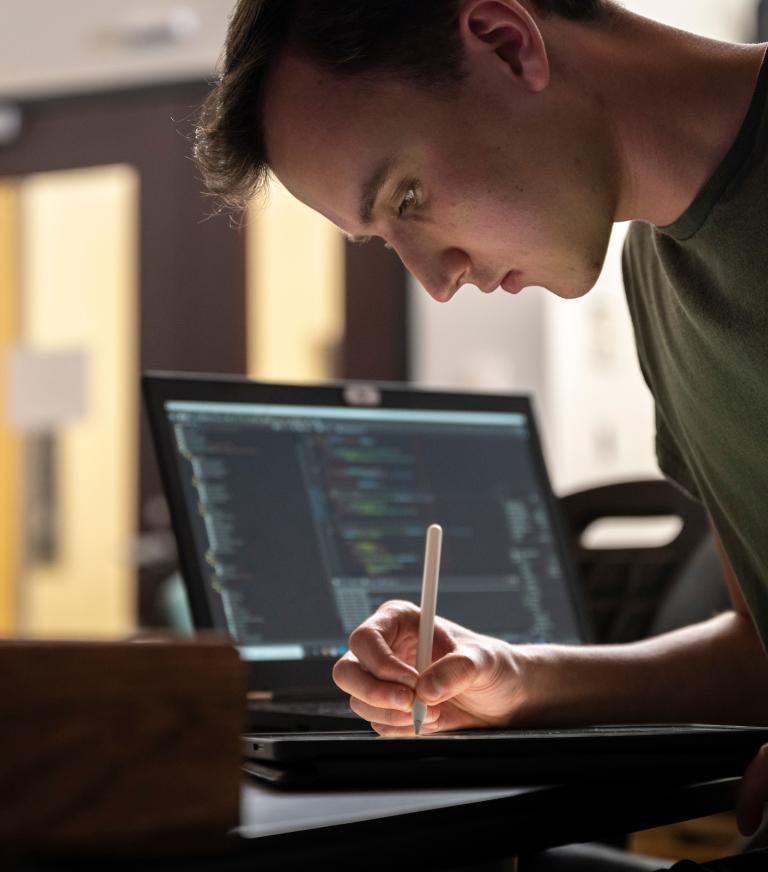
[344,241,409,382]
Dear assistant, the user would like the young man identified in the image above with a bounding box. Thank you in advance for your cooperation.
[196,2,768,868]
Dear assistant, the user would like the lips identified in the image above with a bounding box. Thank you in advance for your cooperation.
[501,271,524,295]
[469,271,525,296]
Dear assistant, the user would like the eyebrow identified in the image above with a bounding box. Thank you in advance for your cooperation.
[359,157,396,226]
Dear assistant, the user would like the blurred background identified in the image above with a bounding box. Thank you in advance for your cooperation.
[0,0,765,642]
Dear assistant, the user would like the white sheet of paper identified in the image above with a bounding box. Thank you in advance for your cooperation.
[5,347,88,432]
[238,782,530,838]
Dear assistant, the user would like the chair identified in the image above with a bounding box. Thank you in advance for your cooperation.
[559,479,726,644]
[558,480,766,866]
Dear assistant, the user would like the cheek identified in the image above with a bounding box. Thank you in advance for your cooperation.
[429,152,606,266]
[434,166,546,248]
[446,193,549,256]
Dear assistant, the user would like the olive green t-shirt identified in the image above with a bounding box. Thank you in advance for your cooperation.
[622,48,768,650]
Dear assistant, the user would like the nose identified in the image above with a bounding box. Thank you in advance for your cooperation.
[391,241,471,303]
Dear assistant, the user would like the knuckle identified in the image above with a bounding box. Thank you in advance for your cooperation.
[379,653,408,682]
[473,644,492,671]
[366,707,403,726]
[387,709,413,727]
[379,599,418,615]
[371,684,395,709]
[348,696,365,718]
[383,708,408,726]
[456,652,475,672]
[443,653,473,684]
[348,625,372,650]
[469,645,495,680]
[331,656,351,686]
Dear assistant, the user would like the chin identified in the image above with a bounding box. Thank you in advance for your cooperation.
[547,263,603,300]
[539,282,592,301]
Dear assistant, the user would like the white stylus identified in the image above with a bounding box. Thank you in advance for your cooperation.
[413,524,443,736]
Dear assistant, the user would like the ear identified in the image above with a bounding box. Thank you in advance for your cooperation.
[459,0,550,92]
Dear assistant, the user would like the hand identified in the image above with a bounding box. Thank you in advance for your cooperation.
[737,743,768,837]
[332,600,531,735]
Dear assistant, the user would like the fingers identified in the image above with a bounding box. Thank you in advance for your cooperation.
[350,696,440,729]
[333,653,415,711]
[417,651,480,705]
[737,743,768,836]
[348,625,417,688]
[333,601,478,735]
[348,600,421,686]
[371,720,443,736]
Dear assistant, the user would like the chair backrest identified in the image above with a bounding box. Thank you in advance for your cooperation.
[559,479,710,643]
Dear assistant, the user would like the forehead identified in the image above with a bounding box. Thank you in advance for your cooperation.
[261,52,428,227]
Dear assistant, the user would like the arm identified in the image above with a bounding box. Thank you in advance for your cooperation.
[334,525,768,832]
[334,527,768,732]
[523,529,768,727]
[710,531,768,837]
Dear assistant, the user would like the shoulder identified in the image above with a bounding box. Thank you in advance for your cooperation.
[622,221,654,272]
[621,221,659,315]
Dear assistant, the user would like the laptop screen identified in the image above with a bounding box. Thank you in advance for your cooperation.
[163,397,583,663]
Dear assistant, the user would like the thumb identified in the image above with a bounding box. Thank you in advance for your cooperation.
[417,652,478,704]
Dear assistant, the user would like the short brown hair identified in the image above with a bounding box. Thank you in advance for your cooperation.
[196,0,607,209]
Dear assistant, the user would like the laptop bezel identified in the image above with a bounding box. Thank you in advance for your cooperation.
[142,371,593,692]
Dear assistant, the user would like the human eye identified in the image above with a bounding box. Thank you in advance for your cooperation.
[397,182,419,218]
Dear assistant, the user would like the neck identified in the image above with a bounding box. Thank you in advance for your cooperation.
[549,8,766,227]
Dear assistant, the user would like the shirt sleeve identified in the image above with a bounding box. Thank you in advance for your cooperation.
[653,406,701,502]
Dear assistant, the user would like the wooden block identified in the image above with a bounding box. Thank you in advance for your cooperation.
[0,636,246,858]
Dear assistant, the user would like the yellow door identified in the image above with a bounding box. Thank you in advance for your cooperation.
[0,182,21,635]
[1,165,138,638]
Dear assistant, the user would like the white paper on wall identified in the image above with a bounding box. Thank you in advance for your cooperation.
[5,347,88,432]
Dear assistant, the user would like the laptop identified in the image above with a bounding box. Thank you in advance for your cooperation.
[240,725,768,789]
[142,373,592,731]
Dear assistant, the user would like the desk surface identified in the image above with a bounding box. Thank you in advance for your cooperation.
[239,781,531,837]
[7,776,741,871]
[235,776,741,870]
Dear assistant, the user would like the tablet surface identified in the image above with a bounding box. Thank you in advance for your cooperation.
[241,724,768,789]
